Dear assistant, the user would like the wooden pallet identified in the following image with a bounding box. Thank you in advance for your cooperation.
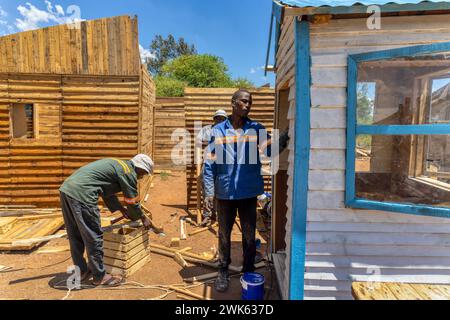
[103,226,150,277]
[0,217,18,235]
[0,214,64,251]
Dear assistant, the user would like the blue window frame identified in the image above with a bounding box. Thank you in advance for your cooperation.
[346,42,450,219]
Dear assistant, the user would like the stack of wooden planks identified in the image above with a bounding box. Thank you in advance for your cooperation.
[0,207,64,251]
[103,226,150,277]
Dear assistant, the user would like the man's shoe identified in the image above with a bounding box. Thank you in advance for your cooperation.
[200,217,211,227]
[214,269,229,292]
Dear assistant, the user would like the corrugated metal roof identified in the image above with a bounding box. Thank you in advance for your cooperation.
[278,0,450,8]
[275,0,450,17]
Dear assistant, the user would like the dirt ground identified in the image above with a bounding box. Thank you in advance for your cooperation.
[0,172,279,300]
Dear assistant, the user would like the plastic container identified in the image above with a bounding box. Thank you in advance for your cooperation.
[240,272,265,300]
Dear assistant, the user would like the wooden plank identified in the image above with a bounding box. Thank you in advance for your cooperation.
[105,255,150,277]
[103,246,149,269]
[387,282,423,300]
[0,218,17,235]
[412,284,449,300]
[168,286,211,301]
[104,240,149,261]
[36,245,70,254]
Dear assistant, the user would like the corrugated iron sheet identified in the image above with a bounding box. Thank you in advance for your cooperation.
[278,0,450,8]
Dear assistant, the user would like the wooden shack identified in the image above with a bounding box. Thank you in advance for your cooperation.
[269,0,450,300]
[0,15,155,207]
[184,88,275,221]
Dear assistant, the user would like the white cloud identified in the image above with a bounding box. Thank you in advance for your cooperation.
[139,44,156,63]
[0,6,7,18]
[250,65,266,74]
[15,1,84,32]
[0,6,11,35]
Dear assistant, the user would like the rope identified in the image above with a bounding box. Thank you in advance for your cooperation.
[52,277,221,301]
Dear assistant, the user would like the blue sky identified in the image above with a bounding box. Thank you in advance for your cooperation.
[0,0,275,86]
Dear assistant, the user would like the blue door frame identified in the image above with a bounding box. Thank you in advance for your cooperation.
[289,18,311,300]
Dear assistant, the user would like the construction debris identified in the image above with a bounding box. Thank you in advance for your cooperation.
[174,252,188,268]
[170,237,180,247]
[36,246,70,254]
[180,219,187,240]
[0,265,12,273]
[168,285,211,300]
[188,223,218,236]
[183,261,267,284]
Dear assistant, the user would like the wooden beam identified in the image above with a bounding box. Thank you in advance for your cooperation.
[168,286,211,301]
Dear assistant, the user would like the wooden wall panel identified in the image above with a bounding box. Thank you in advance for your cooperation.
[61,75,141,177]
[0,15,140,76]
[0,102,11,204]
[153,97,185,171]
[0,74,63,206]
[184,88,275,210]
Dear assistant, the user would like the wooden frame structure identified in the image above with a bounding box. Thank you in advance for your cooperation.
[0,15,155,207]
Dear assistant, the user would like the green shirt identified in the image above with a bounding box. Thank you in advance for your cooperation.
[59,158,144,221]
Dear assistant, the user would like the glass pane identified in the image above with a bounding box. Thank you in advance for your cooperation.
[357,52,450,125]
[355,134,450,208]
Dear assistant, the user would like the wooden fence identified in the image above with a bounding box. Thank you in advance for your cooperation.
[153,97,186,171]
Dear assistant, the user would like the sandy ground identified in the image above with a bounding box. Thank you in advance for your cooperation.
[0,172,279,300]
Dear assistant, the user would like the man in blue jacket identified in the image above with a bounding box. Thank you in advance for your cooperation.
[203,89,282,292]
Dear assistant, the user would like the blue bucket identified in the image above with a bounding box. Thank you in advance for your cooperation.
[240,272,265,300]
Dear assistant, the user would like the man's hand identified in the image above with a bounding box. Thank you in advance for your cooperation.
[204,196,214,212]
[141,215,152,230]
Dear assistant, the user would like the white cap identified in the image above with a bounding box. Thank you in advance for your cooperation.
[213,109,227,119]
[131,154,154,175]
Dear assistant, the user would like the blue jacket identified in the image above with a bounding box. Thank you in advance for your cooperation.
[203,117,271,200]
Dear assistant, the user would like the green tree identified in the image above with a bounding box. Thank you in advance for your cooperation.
[233,77,255,89]
[356,83,375,148]
[154,76,185,97]
[357,83,375,125]
[146,34,197,76]
[161,54,234,88]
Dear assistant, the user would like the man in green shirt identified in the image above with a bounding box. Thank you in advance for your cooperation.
[59,154,153,286]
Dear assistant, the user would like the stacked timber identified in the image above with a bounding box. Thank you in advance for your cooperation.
[184,88,275,210]
[0,208,64,251]
[154,97,186,171]
[103,226,150,277]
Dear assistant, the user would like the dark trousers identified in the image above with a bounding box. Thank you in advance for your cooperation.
[60,192,105,282]
[217,197,257,273]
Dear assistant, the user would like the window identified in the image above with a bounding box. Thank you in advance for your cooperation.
[12,104,36,139]
[347,44,450,218]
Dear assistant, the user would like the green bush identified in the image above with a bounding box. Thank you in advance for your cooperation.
[155,76,186,97]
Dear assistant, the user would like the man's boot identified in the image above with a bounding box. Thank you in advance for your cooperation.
[200,216,211,227]
[214,269,229,292]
